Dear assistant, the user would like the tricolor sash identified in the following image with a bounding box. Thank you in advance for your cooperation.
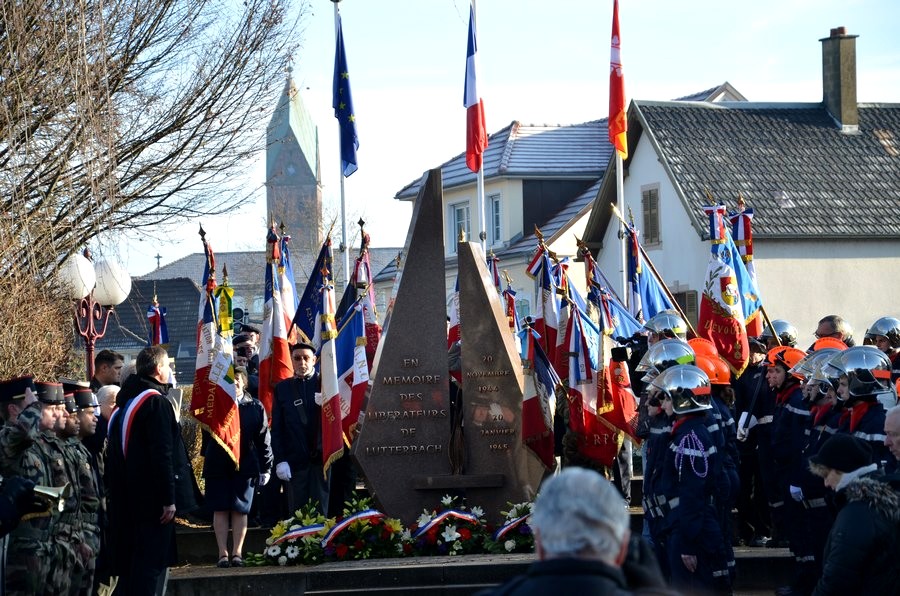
[120,389,161,458]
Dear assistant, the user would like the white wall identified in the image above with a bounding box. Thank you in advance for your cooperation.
[754,239,900,347]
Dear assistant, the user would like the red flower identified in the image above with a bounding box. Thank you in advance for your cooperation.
[459,528,472,540]
[354,540,365,550]
[381,529,391,540]
[403,543,413,554]
[336,544,349,559]
[370,518,381,526]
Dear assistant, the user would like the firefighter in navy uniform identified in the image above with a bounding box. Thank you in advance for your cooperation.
[863,316,900,384]
[824,346,892,464]
[655,365,730,594]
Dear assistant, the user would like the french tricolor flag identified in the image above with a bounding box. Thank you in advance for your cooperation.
[463,2,488,173]
[336,303,369,436]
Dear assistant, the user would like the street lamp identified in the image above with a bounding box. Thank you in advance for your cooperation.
[59,248,132,380]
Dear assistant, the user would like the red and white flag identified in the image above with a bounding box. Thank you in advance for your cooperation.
[608,0,628,159]
[258,224,295,416]
[336,303,369,437]
[317,273,345,477]
[463,2,488,173]
[190,230,240,465]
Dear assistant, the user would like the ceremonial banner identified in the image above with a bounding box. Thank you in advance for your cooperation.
[147,297,168,346]
[502,280,521,354]
[259,224,295,416]
[626,225,674,323]
[463,2,488,172]
[525,246,560,365]
[317,272,344,476]
[699,205,761,376]
[190,231,240,465]
[729,203,763,336]
[520,327,559,470]
[487,252,501,291]
[292,237,333,347]
[333,13,358,176]
[608,0,627,159]
[580,243,642,339]
[599,357,641,446]
[336,303,369,436]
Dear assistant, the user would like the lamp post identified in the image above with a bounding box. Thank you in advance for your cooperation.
[60,249,132,380]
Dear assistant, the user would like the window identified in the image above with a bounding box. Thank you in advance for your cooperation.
[672,290,698,330]
[450,202,470,251]
[489,194,502,246]
[642,186,660,245]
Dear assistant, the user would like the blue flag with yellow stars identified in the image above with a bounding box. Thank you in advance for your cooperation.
[333,13,358,177]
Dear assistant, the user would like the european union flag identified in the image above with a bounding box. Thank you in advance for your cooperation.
[333,14,358,177]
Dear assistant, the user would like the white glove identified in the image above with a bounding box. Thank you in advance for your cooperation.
[789,485,804,502]
[259,473,271,486]
[275,462,291,481]
[736,427,748,442]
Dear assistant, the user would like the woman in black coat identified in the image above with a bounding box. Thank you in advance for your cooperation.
[203,366,273,567]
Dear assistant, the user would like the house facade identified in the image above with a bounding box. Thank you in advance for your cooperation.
[582,29,900,346]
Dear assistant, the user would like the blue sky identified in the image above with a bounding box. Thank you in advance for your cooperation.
[117,0,900,276]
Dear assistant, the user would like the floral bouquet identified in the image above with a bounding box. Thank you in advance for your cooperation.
[484,501,534,554]
[246,501,328,566]
[321,494,404,561]
[405,494,489,556]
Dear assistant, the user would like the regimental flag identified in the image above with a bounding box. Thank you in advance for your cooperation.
[487,252,501,291]
[190,229,240,466]
[336,303,369,437]
[525,246,560,365]
[699,205,762,376]
[520,327,560,470]
[259,224,295,416]
[626,225,674,323]
[147,295,169,346]
[463,2,488,173]
[353,230,382,365]
[279,233,300,325]
[551,258,588,379]
[502,280,521,354]
[316,268,344,477]
[729,201,762,337]
[608,0,627,159]
[599,356,641,446]
[292,237,333,348]
[579,243,642,339]
[333,13,358,177]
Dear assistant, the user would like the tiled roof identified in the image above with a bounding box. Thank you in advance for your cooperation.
[671,81,747,103]
[632,101,900,238]
[374,179,601,283]
[96,278,201,383]
[394,120,610,200]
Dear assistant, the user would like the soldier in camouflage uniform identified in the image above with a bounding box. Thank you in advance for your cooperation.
[0,379,68,596]
[62,386,101,595]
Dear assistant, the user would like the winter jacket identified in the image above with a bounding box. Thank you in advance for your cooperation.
[813,475,900,596]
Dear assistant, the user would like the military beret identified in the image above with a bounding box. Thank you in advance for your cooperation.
[0,376,36,403]
[35,382,65,405]
[233,333,252,347]
[291,342,316,354]
[241,324,260,335]
[74,388,99,410]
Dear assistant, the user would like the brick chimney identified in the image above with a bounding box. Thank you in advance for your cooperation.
[820,27,859,132]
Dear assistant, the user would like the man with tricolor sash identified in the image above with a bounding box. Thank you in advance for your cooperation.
[106,345,196,596]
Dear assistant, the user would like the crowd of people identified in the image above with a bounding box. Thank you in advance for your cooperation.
[627,312,900,595]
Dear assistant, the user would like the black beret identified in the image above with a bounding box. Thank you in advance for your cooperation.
[233,333,252,347]
[810,434,873,473]
[0,376,36,403]
[241,324,260,335]
[291,342,316,354]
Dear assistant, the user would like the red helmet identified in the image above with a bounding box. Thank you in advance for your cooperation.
[766,346,807,379]
[813,337,848,351]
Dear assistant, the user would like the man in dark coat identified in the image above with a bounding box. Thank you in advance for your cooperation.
[106,345,196,596]
[809,434,900,596]
[271,342,330,515]
[476,467,674,596]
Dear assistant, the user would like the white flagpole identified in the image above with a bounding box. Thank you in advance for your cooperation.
[333,0,350,291]
[473,0,486,252]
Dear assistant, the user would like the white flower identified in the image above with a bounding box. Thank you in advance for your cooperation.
[289,524,301,531]
[441,495,454,507]
[504,540,516,552]
[266,545,282,557]
[400,529,412,541]
[277,555,288,566]
[265,537,274,546]
[470,506,484,518]
[285,545,300,559]
[441,525,461,543]
[395,542,405,554]
[417,513,432,527]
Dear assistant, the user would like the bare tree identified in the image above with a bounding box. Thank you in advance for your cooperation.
[0,0,308,279]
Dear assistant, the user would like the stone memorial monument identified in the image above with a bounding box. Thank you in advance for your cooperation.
[353,168,549,526]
